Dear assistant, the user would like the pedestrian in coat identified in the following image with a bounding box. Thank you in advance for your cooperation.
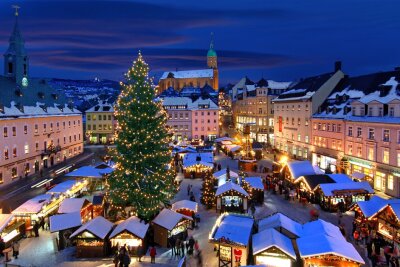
[197,250,203,266]
[113,251,119,267]
[180,240,185,256]
[33,222,39,237]
[137,245,143,262]
[188,236,195,255]
[194,240,200,252]
[122,252,131,267]
[12,241,20,259]
[150,246,157,264]
[175,238,181,256]
[169,236,176,255]
[187,184,191,196]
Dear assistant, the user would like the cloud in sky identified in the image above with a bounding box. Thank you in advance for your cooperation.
[0,0,399,84]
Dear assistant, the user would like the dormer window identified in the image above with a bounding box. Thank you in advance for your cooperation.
[360,107,365,116]
[379,107,383,117]
[352,108,356,116]
[390,107,395,117]
[368,107,373,116]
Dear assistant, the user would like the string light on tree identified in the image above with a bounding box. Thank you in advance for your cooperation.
[108,51,177,221]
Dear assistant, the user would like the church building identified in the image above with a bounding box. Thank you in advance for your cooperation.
[157,33,219,93]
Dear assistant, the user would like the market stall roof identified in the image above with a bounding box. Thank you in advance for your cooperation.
[58,198,90,214]
[70,216,113,239]
[65,165,113,178]
[210,213,254,246]
[214,169,239,179]
[152,209,192,231]
[351,196,389,218]
[214,137,234,143]
[294,175,335,191]
[351,172,366,180]
[258,213,302,237]
[245,177,264,190]
[388,203,400,220]
[182,152,214,168]
[47,180,80,194]
[312,165,325,174]
[286,161,316,179]
[109,216,149,240]
[215,182,249,197]
[297,234,364,264]
[50,212,82,232]
[316,181,374,197]
[225,144,241,153]
[327,174,353,183]
[172,200,198,213]
[252,228,296,259]
[0,214,14,233]
[220,140,233,145]
[12,194,53,214]
[301,219,342,238]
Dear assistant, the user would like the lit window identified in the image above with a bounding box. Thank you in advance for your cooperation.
[383,129,390,142]
[367,147,374,161]
[383,149,390,164]
[3,127,8,137]
[24,144,29,154]
[297,134,301,141]
[24,125,28,134]
[348,144,353,155]
[368,128,375,140]
[357,127,362,138]
[388,175,394,190]
[348,126,353,137]
[397,152,400,167]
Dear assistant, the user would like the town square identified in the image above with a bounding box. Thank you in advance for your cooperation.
[0,1,400,267]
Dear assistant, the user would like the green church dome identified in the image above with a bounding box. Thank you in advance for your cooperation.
[207,48,217,57]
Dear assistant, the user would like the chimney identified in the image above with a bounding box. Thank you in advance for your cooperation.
[334,61,342,72]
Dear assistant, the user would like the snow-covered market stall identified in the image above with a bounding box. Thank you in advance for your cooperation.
[70,216,113,257]
[66,164,113,191]
[109,216,149,256]
[182,153,214,179]
[172,200,198,217]
[12,194,64,229]
[281,161,316,181]
[58,198,93,223]
[152,208,192,247]
[216,182,249,213]
[244,177,264,204]
[50,212,82,250]
[209,213,254,267]
[0,214,25,247]
[46,180,88,197]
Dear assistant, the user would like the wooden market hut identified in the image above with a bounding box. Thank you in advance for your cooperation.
[109,216,149,256]
[50,212,82,250]
[70,216,113,258]
[244,177,264,204]
[282,161,316,182]
[92,195,105,217]
[58,198,93,223]
[252,228,297,266]
[209,213,254,267]
[46,180,88,198]
[0,214,25,248]
[215,182,249,214]
[152,209,192,248]
[65,164,113,191]
[172,200,198,217]
[297,234,365,267]
[371,203,400,244]
[182,153,214,179]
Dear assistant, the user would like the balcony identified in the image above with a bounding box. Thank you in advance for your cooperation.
[41,145,61,157]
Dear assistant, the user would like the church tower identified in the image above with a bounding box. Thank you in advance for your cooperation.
[207,32,219,90]
[4,6,29,87]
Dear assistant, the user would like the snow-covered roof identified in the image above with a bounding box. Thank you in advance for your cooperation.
[252,228,296,259]
[213,169,239,179]
[160,69,214,79]
[183,153,214,168]
[152,209,192,231]
[258,213,302,237]
[301,219,342,238]
[70,216,113,239]
[210,213,254,246]
[109,216,149,239]
[214,137,234,143]
[0,214,14,233]
[297,234,364,264]
[225,145,241,152]
[351,172,365,180]
[286,161,316,180]
[353,195,399,218]
[245,177,264,190]
[50,212,82,232]
[161,97,192,107]
[190,98,218,110]
[86,102,114,113]
[12,194,53,214]
[389,203,400,219]
[215,182,249,197]
[172,200,198,213]
[316,181,374,197]
[58,198,89,214]
[327,174,353,183]
[47,180,80,194]
[66,165,113,178]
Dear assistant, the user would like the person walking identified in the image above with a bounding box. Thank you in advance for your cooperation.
[197,250,203,267]
[194,240,200,252]
[122,251,131,267]
[0,237,5,258]
[150,246,157,264]
[12,240,20,259]
[113,251,119,267]
[169,235,176,256]
[175,238,181,256]
[137,245,143,262]
[180,239,185,256]
[188,236,195,255]
[187,184,191,196]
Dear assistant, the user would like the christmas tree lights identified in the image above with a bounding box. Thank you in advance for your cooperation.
[108,52,176,221]
[201,171,216,208]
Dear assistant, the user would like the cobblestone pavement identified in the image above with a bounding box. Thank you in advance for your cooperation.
[1,154,371,267]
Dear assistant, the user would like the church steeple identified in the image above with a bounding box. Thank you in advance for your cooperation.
[207,32,217,69]
[4,5,29,87]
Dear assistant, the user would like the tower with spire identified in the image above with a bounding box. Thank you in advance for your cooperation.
[207,32,218,69]
[4,5,29,87]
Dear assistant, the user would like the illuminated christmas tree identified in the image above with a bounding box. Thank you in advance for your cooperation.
[108,52,176,221]
[201,171,216,208]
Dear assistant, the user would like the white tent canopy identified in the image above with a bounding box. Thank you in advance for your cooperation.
[50,212,82,232]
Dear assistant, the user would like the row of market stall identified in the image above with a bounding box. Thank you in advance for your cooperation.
[0,162,114,249]
[213,168,264,213]
[45,199,199,258]
[281,160,374,211]
[209,212,365,267]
